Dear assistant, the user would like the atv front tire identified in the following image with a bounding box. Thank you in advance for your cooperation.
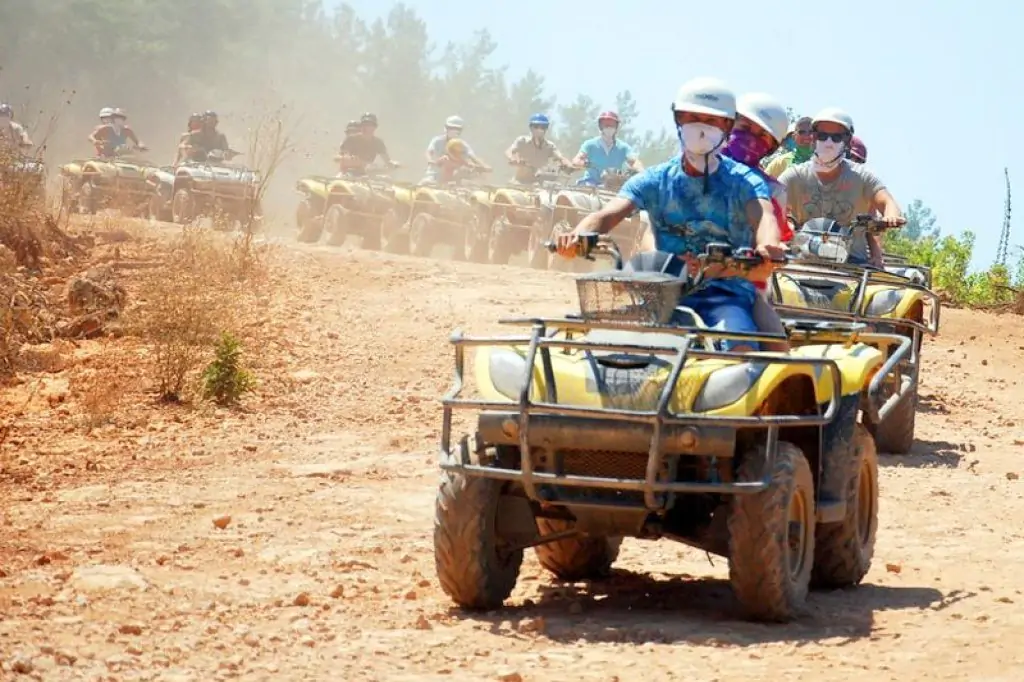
[382,207,410,254]
[296,197,324,243]
[534,517,621,581]
[464,206,490,263]
[812,425,878,588]
[325,205,350,247]
[171,188,194,224]
[409,213,437,258]
[434,472,522,610]
[728,441,815,622]
[871,375,917,455]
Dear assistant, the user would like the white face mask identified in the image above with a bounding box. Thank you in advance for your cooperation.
[446,129,460,140]
[600,127,616,140]
[813,139,845,171]
[678,123,726,172]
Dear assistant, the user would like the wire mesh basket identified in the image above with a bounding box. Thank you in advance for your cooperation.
[575,271,684,325]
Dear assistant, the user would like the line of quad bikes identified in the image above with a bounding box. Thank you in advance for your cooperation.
[4,151,944,624]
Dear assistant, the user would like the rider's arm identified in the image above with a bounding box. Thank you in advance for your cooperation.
[548,142,571,167]
[572,140,592,167]
[505,136,523,162]
[425,137,443,164]
[124,127,141,146]
[744,198,783,282]
[574,196,638,235]
[88,124,107,145]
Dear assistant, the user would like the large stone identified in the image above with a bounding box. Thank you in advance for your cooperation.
[70,565,149,593]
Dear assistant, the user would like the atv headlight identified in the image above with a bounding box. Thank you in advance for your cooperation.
[692,362,767,412]
[866,290,903,317]
[488,350,528,400]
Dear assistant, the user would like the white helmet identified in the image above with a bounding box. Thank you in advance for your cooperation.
[812,107,854,134]
[111,107,127,119]
[672,77,736,119]
[99,107,114,119]
[737,93,789,144]
[444,115,464,129]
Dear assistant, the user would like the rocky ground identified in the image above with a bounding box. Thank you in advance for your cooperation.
[1,225,1023,681]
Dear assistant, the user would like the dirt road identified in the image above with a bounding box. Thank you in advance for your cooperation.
[2,240,1024,681]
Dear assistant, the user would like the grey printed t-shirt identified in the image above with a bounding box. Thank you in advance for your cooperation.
[779,159,885,260]
[509,135,561,182]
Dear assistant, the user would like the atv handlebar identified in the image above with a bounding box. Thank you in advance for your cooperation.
[850,213,905,233]
[543,233,624,270]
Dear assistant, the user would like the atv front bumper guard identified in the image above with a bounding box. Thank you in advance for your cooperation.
[769,262,941,336]
[441,318,854,511]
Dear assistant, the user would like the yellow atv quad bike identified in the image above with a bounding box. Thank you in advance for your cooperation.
[434,235,910,622]
[148,149,263,232]
[60,145,157,216]
[767,215,940,455]
[463,162,574,266]
[547,167,650,272]
[382,166,494,260]
[294,166,408,249]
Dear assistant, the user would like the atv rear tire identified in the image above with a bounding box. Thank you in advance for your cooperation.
[488,218,517,265]
[434,472,522,610]
[464,206,490,263]
[526,224,549,270]
[871,376,917,455]
[296,197,324,243]
[148,194,172,223]
[534,518,621,581]
[812,425,878,588]
[382,207,410,254]
[728,442,815,622]
[409,213,437,258]
[325,205,350,247]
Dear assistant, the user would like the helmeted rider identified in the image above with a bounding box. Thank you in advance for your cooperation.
[337,112,399,175]
[764,115,813,179]
[423,116,490,183]
[335,120,366,173]
[556,77,787,353]
[174,113,205,165]
[0,103,33,153]
[572,111,643,186]
[504,113,572,184]
[183,110,231,162]
[89,107,144,158]
[778,108,903,269]
[847,135,867,163]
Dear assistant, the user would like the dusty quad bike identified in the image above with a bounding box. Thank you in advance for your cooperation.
[463,162,575,266]
[294,165,409,249]
[0,152,47,207]
[434,234,910,621]
[768,215,940,455]
[382,166,493,259]
[546,167,649,271]
[148,149,263,231]
[61,146,157,216]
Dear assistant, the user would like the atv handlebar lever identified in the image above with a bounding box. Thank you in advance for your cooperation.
[849,213,904,233]
[543,233,623,270]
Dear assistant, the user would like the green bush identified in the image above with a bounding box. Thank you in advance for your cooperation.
[883,230,1020,307]
[201,332,256,406]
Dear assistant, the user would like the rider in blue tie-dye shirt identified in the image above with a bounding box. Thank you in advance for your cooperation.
[555,78,786,352]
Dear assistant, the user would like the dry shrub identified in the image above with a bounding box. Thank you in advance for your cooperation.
[129,223,271,402]
[73,372,124,431]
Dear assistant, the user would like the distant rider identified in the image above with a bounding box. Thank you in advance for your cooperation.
[432,138,490,184]
[571,111,643,187]
[174,113,204,165]
[764,115,813,179]
[334,120,364,173]
[423,116,490,183]
[556,78,787,353]
[90,108,145,158]
[0,103,33,154]
[504,113,572,183]
[182,110,231,162]
[336,112,399,175]
[778,108,903,268]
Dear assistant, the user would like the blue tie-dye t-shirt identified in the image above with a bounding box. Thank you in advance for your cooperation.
[619,154,772,299]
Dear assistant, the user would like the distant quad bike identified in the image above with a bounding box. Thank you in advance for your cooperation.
[382,166,493,259]
[0,153,47,207]
[148,149,263,231]
[546,168,650,271]
[464,163,573,267]
[60,146,157,216]
[767,215,940,454]
[434,235,910,621]
[294,166,409,249]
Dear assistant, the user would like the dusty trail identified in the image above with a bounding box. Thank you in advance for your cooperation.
[2,240,1024,681]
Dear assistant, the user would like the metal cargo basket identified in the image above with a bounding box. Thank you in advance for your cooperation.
[575,271,684,325]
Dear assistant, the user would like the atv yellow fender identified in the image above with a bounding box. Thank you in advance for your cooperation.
[472,339,883,418]
[295,176,332,201]
[413,185,472,212]
[492,186,534,209]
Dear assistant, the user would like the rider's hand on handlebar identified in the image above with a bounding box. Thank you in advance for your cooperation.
[756,242,788,262]
[554,230,582,259]
[880,216,906,229]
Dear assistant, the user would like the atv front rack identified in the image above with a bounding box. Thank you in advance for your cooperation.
[770,261,941,336]
[440,317,846,511]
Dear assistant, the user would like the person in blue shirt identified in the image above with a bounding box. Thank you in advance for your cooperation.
[555,78,786,353]
[571,111,644,187]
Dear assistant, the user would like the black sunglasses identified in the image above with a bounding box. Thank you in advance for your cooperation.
[814,131,847,143]
[795,128,812,136]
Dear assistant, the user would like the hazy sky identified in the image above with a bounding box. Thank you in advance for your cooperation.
[337,0,1021,270]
